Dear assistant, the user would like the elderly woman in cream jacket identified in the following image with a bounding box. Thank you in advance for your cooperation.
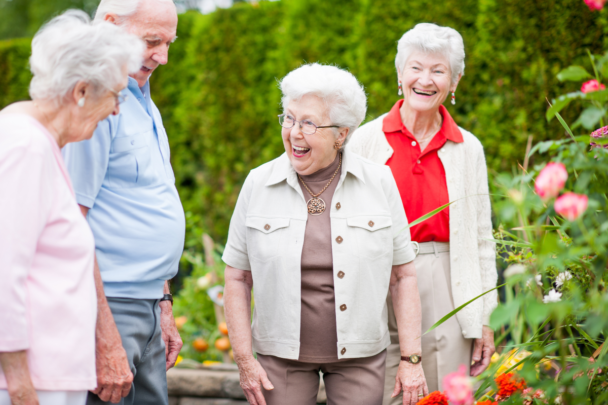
[349,23,498,403]
[223,64,428,405]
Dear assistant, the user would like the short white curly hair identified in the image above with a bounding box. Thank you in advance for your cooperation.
[29,9,144,103]
[395,23,465,84]
[279,63,367,146]
[94,0,175,25]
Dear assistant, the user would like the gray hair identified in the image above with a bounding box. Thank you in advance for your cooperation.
[29,10,144,102]
[280,63,367,147]
[94,0,175,24]
[395,23,465,84]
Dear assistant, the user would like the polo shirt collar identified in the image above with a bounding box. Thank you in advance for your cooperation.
[382,99,463,143]
[265,149,365,187]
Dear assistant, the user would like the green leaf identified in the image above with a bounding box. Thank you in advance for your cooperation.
[557,66,593,82]
[584,89,608,102]
[423,283,506,336]
[546,92,583,121]
[511,225,560,231]
[579,106,606,130]
[403,201,453,230]
[555,111,577,142]
[481,238,533,248]
[571,324,599,350]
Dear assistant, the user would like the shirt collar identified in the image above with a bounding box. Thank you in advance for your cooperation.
[127,77,150,99]
[265,149,366,187]
[382,99,464,143]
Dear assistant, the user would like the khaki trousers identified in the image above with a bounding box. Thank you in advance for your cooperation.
[258,350,386,405]
[383,247,473,405]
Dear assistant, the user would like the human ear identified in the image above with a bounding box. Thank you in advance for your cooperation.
[451,73,463,93]
[104,13,118,25]
[338,127,349,143]
[71,81,90,107]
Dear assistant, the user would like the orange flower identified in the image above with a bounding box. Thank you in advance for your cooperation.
[476,401,498,405]
[418,391,449,405]
[495,373,527,398]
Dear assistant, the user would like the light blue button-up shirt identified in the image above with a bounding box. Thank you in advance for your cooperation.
[63,78,185,299]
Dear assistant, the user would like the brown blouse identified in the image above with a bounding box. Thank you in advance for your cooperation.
[297,153,342,362]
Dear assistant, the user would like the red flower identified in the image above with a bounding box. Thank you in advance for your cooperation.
[581,79,606,93]
[584,0,606,10]
[495,373,527,398]
[418,391,449,405]
[476,401,498,405]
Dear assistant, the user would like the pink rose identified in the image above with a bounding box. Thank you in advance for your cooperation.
[535,162,568,201]
[581,79,606,93]
[443,365,474,405]
[554,193,588,221]
[584,0,606,10]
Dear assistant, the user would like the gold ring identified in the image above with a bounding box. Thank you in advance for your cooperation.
[418,394,424,397]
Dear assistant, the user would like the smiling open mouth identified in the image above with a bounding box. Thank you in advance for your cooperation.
[140,66,153,73]
[293,145,311,157]
[413,88,437,96]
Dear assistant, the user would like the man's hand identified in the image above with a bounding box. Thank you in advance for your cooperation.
[160,300,183,370]
[92,333,134,403]
[0,351,39,405]
[470,325,495,377]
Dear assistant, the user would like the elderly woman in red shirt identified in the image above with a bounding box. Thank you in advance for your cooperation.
[349,23,498,403]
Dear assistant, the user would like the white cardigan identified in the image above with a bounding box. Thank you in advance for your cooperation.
[348,114,498,339]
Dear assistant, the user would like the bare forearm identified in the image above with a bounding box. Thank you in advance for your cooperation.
[0,351,33,391]
[390,262,422,356]
[224,267,254,363]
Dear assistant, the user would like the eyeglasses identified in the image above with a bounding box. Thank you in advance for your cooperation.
[278,114,339,135]
[110,89,129,105]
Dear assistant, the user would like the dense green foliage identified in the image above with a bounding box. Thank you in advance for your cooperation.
[0,0,605,244]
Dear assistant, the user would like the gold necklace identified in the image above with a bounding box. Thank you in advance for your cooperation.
[298,153,342,215]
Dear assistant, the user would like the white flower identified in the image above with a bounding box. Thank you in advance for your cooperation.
[504,264,526,278]
[207,285,224,306]
[196,273,213,290]
[555,271,573,287]
[527,274,542,288]
[543,289,562,303]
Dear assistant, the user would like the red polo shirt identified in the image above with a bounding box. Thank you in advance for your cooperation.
[383,100,464,243]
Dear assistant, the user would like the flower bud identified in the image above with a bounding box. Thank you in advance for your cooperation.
[581,79,606,93]
[534,162,568,201]
[554,192,588,221]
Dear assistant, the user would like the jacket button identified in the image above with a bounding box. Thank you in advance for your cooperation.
[264,224,270,231]
[336,202,341,210]
[417,160,421,164]
[411,141,416,146]
[340,304,347,311]
[337,271,345,279]
[341,348,346,355]
[368,220,374,227]
[336,236,343,244]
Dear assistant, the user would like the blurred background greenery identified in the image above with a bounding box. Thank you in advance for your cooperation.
[1,0,607,365]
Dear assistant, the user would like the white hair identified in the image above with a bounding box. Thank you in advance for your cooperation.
[395,23,465,84]
[29,10,144,102]
[280,63,367,146]
[94,0,175,24]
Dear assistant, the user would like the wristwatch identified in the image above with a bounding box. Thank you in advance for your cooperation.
[160,293,173,305]
[401,354,422,364]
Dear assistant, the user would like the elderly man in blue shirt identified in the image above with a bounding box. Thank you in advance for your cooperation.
[63,0,184,404]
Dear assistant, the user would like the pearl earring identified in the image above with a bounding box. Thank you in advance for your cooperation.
[77,97,85,107]
[398,82,403,96]
[451,92,456,105]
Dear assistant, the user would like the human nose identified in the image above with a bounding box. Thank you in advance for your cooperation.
[151,46,169,65]
[290,121,304,138]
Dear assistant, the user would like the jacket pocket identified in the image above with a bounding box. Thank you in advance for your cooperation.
[108,134,154,188]
[347,215,392,259]
[246,217,291,261]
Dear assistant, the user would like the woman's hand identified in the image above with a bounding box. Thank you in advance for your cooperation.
[236,356,274,405]
[470,325,495,377]
[392,361,428,405]
[0,351,39,405]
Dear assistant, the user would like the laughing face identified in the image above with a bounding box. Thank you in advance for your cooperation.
[282,94,347,176]
[115,0,178,88]
[398,50,460,113]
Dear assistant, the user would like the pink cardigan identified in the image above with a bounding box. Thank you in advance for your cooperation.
[0,115,97,390]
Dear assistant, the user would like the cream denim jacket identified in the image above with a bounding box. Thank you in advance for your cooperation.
[222,149,416,360]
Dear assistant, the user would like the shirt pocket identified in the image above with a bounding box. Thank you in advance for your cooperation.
[107,134,153,188]
[347,215,393,260]
[246,216,291,262]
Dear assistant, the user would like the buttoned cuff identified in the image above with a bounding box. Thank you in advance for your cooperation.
[392,244,416,266]
[222,247,251,271]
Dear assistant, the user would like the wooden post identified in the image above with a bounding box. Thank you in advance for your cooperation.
[202,234,231,363]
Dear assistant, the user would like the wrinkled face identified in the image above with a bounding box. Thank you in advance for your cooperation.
[282,94,346,176]
[398,50,458,113]
[71,66,129,143]
[123,0,178,87]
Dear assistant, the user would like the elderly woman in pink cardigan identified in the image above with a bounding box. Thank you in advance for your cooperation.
[0,11,142,405]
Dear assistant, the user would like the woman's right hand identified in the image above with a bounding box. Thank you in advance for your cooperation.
[236,356,274,405]
[0,351,39,405]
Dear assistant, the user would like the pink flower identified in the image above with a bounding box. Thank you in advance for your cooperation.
[554,193,588,221]
[584,0,606,10]
[443,365,474,405]
[590,126,608,150]
[535,162,568,201]
[581,79,606,93]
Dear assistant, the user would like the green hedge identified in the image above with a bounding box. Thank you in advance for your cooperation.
[0,0,605,242]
